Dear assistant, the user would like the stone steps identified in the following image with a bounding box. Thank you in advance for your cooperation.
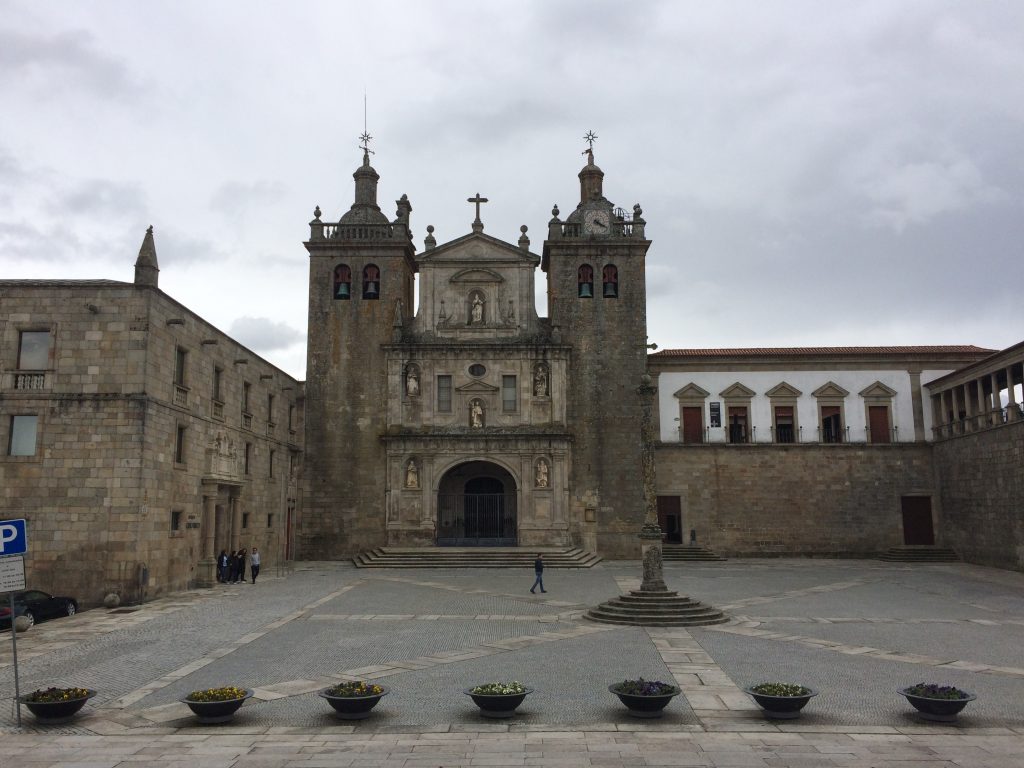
[353,546,602,569]
[662,545,727,562]
[585,589,728,627]
[879,546,961,563]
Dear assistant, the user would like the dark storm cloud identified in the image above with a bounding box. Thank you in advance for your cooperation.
[228,317,305,353]
[0,27,142,100]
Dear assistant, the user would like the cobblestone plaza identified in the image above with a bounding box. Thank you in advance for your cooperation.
[3,559,1024,766]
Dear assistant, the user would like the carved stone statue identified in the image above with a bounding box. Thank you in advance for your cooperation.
[406,368,419,397]
[405,459,419,488]
[534,366,549,397]
[470,294,484,324]
[536,459,549,488]
[470,399,484,428]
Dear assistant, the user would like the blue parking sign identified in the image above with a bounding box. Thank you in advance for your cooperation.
[0,519,27,556]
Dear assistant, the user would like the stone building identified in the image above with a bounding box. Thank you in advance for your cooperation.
[0,229,302,604]
[302,147,650,558]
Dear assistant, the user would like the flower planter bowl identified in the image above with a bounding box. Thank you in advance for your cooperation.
[744,686,818,719]
[19,690,96,724]
[319,685,389,720]
[899,687,976,722]
[181,690,253,724]
[463,687,533,719]
[608,683,681,719]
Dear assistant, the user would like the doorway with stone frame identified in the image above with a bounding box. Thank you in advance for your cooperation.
[436,460,517,546]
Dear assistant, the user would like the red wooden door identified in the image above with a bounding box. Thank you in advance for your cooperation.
[682,407,703,444]
[869,406,891,443]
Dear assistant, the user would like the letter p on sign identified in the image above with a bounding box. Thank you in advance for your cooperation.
[0,519,27,556]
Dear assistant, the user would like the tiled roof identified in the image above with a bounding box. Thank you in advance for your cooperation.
[651,346,995,359]
[0,279,131,288]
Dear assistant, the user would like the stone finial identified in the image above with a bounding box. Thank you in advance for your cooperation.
[550,204,560,221]
[425,224,436,250]
[134,225,159,288]
[518,224,530,250]
[313,205,322,220]
[395,193,412,222]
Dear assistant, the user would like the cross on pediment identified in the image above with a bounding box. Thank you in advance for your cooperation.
[468,193,488,233]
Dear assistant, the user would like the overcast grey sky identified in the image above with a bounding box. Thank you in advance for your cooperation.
[3,1,1021,379]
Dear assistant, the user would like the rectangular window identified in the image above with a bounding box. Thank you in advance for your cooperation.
[174,347,187,387]
[267,393,275,424]
[727,407,748,444]
[821,406,843,443]
[868,405,891,444]
[502,375,517,412]
[170,510,182,531]
[269,449,275,478]
[774,406,795,444]
[437,375,452,413]
[242,512,249,529]
[242,381,251,412]
[8,415,38,456]
[175,425,186,464]
[213,366,223,402]
[267,514,274,528]
[244,442,252,475]
[18,331,50,369]
[288,404,295,430]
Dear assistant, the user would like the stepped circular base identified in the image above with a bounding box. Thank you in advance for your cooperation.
[585,590,728,627]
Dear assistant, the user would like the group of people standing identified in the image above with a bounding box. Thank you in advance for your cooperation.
[217,547,261,584]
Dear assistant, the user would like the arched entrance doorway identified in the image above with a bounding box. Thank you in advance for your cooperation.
[437,461,517,546]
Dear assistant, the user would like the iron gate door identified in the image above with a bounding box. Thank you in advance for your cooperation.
[437,493,517,546]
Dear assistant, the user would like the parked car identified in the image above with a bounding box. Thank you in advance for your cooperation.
[0,590,78,630]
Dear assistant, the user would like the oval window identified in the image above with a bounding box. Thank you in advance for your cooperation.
[468,364,486,378]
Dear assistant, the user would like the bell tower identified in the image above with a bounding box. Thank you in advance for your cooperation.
[302,145,417,557]
[542,139,651,556]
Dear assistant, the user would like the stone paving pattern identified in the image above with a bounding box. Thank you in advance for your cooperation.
[2,559,1024,766]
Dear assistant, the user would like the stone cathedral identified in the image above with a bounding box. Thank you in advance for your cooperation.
[302,145,652,559]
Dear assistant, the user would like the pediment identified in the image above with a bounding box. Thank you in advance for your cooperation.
[812,381,850,398]
[418,231,540,266]
[673,382,710,399]
[719,382,756,399]
[456,380,500,393]
[450,268,504,284]
[859,380,897,398]
[766,381,803,398]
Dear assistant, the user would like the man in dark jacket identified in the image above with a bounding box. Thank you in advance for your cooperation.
[530,553,546,593]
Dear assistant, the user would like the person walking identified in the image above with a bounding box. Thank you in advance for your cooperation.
[530,553,546,593]
[250,546,261,584]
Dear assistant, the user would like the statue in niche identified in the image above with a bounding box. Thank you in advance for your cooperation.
[406,367,419,397]
[534,365,549,397]
[470,293,484,324]
[536,459,549,488]
[405,459,419,489]
[470,399,484,428]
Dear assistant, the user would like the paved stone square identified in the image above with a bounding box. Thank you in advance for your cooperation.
[2,558,1024,766]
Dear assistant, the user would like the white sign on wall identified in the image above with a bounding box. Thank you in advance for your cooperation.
[0,555,27,593]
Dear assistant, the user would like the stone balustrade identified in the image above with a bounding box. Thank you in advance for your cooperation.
[928,341,1024,439]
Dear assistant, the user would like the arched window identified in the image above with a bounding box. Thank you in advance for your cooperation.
[577,264,594,298]
[602,264,618,298]
[362,264,380,299]
[333,264,351,300]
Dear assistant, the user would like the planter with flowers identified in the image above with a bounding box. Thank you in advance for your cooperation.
[464,681,532,718]
[319,681,389,720]
[19,687,96,723]
[899,683,976,722]
[181,686,252,724]
[608,678,681,718]
[744,682,818,719]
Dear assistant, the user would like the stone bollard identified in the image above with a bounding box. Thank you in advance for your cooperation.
[14,616,31,633]
[103,593,121,609]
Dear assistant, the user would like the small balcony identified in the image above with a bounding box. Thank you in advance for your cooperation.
[13,371,47,390]
[173,385,189,407]
[242,412,253,430]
